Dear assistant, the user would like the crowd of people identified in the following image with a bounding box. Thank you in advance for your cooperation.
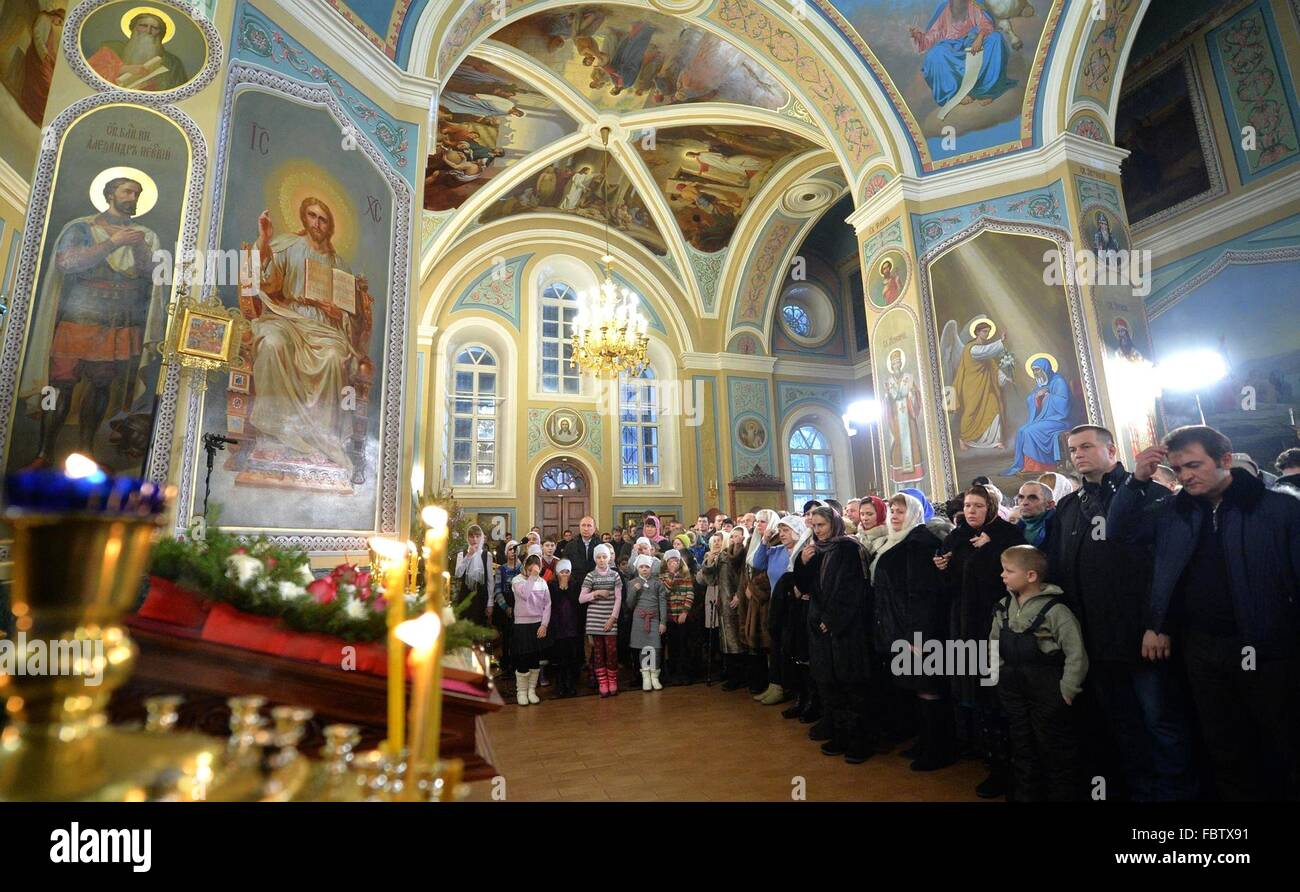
[451,425,1300,802]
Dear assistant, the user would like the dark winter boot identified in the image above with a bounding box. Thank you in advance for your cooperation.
[976,766,1010,799]
[976,713,1012,798]
[843,713,872,765]
[799,675,823,724]
[721,656,746,691]
[910,698,959,772]
[808,706,835,742]
[781,670,806,719]
[746,654,766,695]
[820,710,848,756]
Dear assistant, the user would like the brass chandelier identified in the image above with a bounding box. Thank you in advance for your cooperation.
[571,127,650,378]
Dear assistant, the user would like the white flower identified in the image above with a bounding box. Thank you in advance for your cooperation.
[344,596,367,620]
[441,606,456,627]
[297,564,315,585]
[277,581,307,601]
[225,553,264,587]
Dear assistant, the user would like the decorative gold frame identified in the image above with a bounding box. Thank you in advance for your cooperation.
[161,283,246,373]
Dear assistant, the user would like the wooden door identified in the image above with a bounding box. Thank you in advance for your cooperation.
[535,462,588,541]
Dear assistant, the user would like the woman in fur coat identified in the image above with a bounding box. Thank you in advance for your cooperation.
[937,484,1025,798]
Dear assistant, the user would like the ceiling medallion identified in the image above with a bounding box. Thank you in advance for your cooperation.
[781,181,837,215]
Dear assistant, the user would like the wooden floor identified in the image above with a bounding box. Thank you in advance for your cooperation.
[467,682,993,802]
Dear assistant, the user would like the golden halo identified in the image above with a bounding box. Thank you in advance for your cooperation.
[1025,352,1058,378]
[887,347,906,370]
[267,162,357,261]
[89,166,158,217]
[877,255,898,276]
[119,6,176,43]
[968,316,997,338]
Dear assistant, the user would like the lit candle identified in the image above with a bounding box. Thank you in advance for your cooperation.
[421,505,449,609]
[396,609,445,794]
[369,536,409,756]
[406,540,418,593]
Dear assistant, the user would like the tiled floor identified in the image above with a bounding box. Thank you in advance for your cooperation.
[468,681,992,802]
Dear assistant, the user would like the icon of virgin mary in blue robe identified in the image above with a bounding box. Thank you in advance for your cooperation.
[917,0,1015,108]
[1002,357,1072,475]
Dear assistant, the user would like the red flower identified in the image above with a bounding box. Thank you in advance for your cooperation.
[308,577,338,605]
[371,596,388,613]
[266,557,278,569]
[331,562,358,586]
[234,546,247,554]
[355,570,373,601]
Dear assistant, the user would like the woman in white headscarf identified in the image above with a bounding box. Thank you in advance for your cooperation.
[698,525,749,690]
[740,508,780,697]
[871,492,955,772]
[1037,471,1076,505]
[453,523,495,626]
[769,514,813,715]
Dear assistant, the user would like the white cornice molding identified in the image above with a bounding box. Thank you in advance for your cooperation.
[681,352,777,374]
[1134,166,1300,260]
[275,0,438,109]
[846,133,1130,230]
[0,157,30,214]
[772,358,866,381]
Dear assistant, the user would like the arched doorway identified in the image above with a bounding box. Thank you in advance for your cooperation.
[535,459,589,541]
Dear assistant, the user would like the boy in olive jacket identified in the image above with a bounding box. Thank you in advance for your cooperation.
[990,545,1089,802]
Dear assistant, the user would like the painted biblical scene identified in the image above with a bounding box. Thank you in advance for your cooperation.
[871,307,928,493]
[205,87,398,533]
[829,0,1053,164]
[930,230,1085,493]
[488,6,789,113]
[5,104,190,476]
[477,147,668,256]
[78,0,208,92]
[636,125,813,253]
[1149,259,1300,471]
[425,56,578,212]
[1115,59,1213,225]
[0,0,64,176]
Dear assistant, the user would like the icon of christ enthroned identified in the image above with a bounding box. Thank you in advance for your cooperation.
[222,197,375,494]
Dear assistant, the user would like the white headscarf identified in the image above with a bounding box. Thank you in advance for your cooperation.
[775,514,810,556]
[870,493,925,580]
[633,554,655,570]
[982,482,1013,521]
[747,508,779,566]
[463,533,486,587]
[593,543,614,562]
[1039,472,1075,504]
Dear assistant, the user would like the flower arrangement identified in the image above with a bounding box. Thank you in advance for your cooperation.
[149,508,494,648]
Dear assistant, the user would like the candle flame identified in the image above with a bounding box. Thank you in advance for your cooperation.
[395,611,443,650]
[421,505,449,531]
[368,536,408,561]
[64,453,105,480]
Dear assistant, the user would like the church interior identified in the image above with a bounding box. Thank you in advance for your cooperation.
[0,0,1298,819]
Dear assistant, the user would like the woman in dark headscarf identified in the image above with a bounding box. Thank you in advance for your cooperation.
[805,506,874,764]
[936,484,1025,798]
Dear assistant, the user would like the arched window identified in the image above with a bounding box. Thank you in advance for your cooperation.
[539,465,583,491]
[619,366,659,486]
[789,424,834,504]
[539,281,581,394]
[451,345,498,486]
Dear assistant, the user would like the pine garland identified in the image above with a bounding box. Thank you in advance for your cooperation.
[149,506,495,648]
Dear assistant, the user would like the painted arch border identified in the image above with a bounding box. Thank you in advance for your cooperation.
[173,62,413,551]
[914,217,1103,497]
[0,93,208,503]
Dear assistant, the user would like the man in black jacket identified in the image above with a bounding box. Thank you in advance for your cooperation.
[1112,426,1300,800]
[1044,424,1197,800]
[1276,447,1300,491]
[564,516,601,688]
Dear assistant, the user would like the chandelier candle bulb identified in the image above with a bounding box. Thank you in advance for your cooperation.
[369,536,409,755]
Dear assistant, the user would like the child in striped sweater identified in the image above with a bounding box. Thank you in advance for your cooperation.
[580,543,623,697]
[660,549,696,685]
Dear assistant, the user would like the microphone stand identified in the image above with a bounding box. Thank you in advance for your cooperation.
[201,433,239,517]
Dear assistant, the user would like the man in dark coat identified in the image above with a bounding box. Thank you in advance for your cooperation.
[1045,424,1197,801]
[564,515,601,688]
[1111,425,1300,801]
[1276,447,1300,491]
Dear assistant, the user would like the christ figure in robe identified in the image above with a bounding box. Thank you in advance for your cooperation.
[908,0,1014,110]
[251,198,359,471]
[951,320,1008,450]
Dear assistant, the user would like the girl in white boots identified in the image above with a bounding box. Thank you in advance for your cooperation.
[511,554,551,706]
[626,553,668,691]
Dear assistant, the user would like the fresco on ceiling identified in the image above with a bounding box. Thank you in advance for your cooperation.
[426,57,578,212]
[827,0,1052,167]
[488,6,789,112]
[477,147,667,256]
[637,125,813,253]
